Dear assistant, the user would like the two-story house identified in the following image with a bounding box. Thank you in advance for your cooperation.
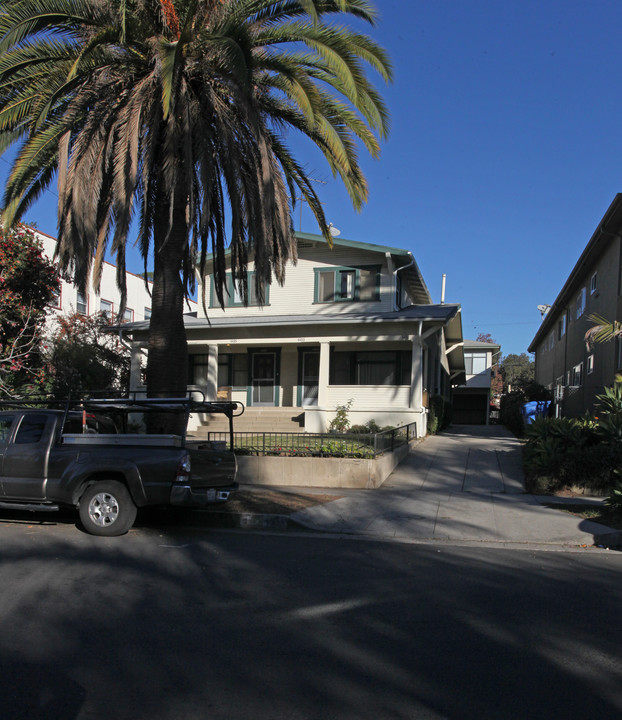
[528,194,622,416]
[452,339,501,424]
[123,231,465,436]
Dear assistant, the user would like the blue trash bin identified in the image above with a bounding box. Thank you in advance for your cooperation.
[521,400,551,425]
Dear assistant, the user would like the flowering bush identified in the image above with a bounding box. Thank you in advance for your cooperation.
[0,224,59,396]
[43,312,131,398]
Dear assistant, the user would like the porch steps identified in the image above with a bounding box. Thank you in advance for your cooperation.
[192,407,306,437]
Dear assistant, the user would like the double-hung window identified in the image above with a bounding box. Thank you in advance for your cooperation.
[210,272,268,307]
[464,352,487,375]
[188,354,210,385]
[572,362,583,386]
[217,353,248,387]
[575,287,586,319]
[100,299,113,319]
[76,291,87,315]
[49,285,61,309]
[315,266,380,303]
[590,272,598,295]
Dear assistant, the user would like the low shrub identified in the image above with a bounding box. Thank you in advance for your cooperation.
[349,420,386,435]
[523,410,622,495]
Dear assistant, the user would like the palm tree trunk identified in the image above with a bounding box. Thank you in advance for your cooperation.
[145,202,188,433]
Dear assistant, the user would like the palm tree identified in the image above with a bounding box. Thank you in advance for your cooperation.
[0,0,391,407]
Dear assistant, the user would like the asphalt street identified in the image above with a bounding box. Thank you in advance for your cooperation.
[0,519,621,720]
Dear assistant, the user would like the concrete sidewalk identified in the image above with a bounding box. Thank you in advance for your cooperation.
[290,425,622,550]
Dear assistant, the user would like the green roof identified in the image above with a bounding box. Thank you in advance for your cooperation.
[294,230,411,257]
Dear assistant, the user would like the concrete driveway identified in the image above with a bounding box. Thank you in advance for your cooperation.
[291,425,621,550]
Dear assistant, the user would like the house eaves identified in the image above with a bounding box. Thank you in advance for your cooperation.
[528,194,622,353]
[463,339,501,352]
[119,304,461,335]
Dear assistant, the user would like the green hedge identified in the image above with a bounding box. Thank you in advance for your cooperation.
[523,382,622,494]
[428,395,452,435]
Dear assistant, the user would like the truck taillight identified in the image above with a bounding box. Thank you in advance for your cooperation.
[175,453,191,483]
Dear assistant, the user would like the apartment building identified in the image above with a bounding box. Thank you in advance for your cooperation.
[528,195,622,416]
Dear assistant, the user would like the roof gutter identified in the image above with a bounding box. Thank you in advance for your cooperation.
[393,251,416,311]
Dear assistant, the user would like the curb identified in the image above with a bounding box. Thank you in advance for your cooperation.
[189,511,622,548]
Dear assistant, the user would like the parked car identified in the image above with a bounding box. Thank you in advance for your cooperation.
[0,395,243,536]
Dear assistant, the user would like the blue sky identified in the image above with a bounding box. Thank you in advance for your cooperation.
[3,0,622,357]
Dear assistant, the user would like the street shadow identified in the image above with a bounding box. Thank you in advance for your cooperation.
[0,528,621,719]
[1,661,85,719]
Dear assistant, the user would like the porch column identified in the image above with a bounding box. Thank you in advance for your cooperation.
[317,342,330,407]
[206,345,218,400]
[410,336,423,409]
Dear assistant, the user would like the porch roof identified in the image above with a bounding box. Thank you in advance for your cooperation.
[121,303,461,333]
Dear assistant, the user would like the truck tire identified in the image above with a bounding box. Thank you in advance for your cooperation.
[78,481,137,537]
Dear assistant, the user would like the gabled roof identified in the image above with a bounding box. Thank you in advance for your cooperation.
[296,231,433,305]
[528,194,622,352]
[294,230,412,257]
[201,230,433,305]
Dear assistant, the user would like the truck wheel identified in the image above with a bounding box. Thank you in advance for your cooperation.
[78,481,137,537]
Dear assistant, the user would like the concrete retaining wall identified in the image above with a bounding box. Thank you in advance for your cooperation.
[236,442,411,489]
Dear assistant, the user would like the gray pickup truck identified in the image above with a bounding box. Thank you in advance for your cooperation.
[0,396,242,536]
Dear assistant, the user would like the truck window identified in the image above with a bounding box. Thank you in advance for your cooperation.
[0,416,15,443]
[14,414,49,444]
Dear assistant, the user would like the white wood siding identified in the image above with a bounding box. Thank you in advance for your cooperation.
[326,386,411,410]
[198,244,397,319]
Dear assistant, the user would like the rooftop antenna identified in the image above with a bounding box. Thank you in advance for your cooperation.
[537,304,551,318]
[291,176,327,231]
[328,223,341,238]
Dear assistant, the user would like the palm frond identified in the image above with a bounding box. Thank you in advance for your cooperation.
[585,314,622,347]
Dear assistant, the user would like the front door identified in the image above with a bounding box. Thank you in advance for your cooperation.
[301,351,320,406]
[251,352,276,406]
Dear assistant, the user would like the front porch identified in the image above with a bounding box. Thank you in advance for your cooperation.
[184,338,427,435]
[127,306,463,438]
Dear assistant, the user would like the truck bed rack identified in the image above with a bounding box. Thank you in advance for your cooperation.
[0,391,244,449]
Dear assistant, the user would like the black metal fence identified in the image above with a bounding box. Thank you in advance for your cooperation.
[207,422,417,458]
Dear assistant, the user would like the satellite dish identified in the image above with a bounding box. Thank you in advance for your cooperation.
[537,304,551,317]
[328,223,341,238]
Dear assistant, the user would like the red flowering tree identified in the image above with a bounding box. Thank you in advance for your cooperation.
[0,224,59,396]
